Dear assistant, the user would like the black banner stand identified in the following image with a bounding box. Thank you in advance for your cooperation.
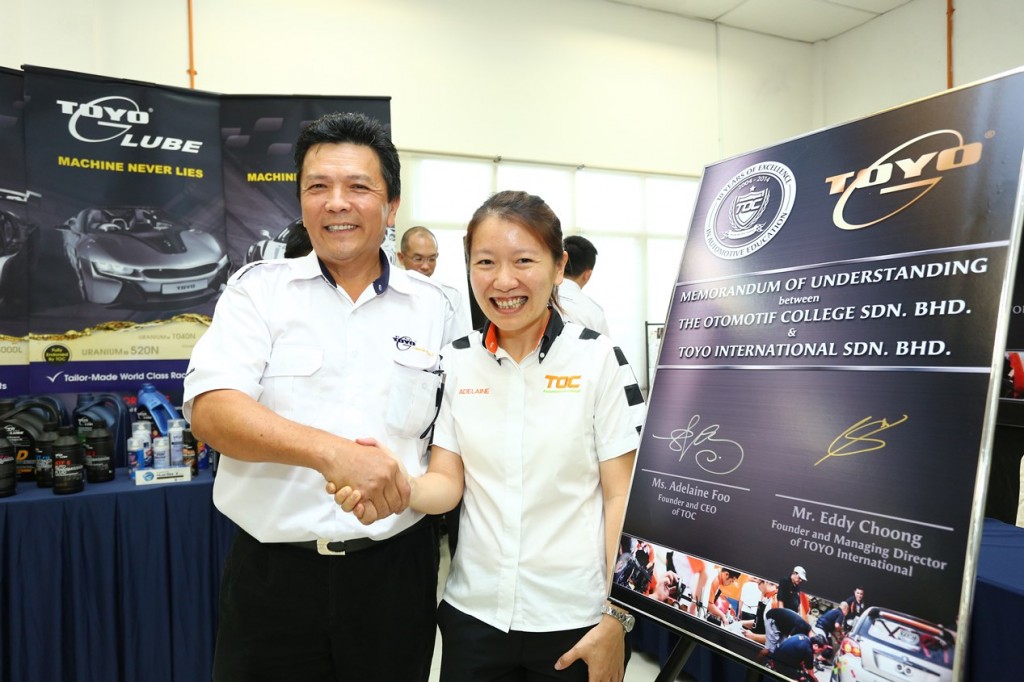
[654,635,696,682]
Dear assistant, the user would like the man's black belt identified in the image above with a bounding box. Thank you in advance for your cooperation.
[284,515,432,556]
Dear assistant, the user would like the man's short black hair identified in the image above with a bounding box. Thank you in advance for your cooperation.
[564,234,598,277]
[293,112,400,201]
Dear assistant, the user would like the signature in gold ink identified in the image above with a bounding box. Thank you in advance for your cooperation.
[816,414,909,466]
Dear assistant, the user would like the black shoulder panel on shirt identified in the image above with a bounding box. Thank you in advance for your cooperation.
[234,260,269,281]
[452,335,471,350]
[624,383,644,407]
[579,328,600,341]
[613,347,629,367]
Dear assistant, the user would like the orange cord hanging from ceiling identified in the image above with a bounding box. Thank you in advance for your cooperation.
[946,0,954,89]
[187,0,196,89]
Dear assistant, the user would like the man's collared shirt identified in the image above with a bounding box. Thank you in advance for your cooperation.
[558,278,611,336]
[183,250,456,543]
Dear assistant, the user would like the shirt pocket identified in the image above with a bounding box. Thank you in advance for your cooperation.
[385,349,442,439]
[262,344,323,414]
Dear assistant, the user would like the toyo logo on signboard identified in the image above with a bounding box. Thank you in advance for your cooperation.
[824,129,984,230]
[56,96,203,153]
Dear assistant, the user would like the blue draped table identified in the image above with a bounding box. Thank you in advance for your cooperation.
[0,470,237,682]
[629,517,1024,681]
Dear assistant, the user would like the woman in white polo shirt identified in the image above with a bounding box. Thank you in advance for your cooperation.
[338,190,644,681]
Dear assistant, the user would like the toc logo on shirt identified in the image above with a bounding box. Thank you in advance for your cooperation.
[544,375,581,392]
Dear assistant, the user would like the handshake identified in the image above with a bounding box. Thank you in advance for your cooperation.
[324,437,412,525]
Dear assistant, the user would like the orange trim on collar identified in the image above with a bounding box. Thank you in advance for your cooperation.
[483,310,552,356]
[484,323,500,354]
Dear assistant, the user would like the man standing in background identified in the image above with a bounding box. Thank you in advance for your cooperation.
[397,225,471,558]
[777,566,810,620]
[397,225,440,277]
[560,234,611,336]
[399,225,472,334]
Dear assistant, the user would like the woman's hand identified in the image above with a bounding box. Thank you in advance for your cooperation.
[553,616,625,682]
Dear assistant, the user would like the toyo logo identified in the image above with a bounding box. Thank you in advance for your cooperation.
[824,129,983,230]
[56,96,203,153]
[57,96,149,142]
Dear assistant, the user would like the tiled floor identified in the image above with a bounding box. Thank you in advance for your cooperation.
[428,537,668,682]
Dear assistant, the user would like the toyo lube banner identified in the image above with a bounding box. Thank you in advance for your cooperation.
[22,66,225,396]
[0,67,33,397]
[9,66,390,396]
[612,68,1024,681]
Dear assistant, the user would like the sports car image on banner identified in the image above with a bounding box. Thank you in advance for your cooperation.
[56,206,229,308]
[0,67,32,396]
[244,218,309,263]
[0,207,33,312]
[831,607,954,682]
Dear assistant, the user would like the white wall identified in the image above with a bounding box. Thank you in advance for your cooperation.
[820,0,1024,128]
[952,0,1024,85]
[1,0,811,176]
[717,25,816,158]
[820,0,948,126]
[2,0,1023,172]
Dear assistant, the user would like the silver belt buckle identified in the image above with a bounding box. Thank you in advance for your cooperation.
[316,539,346,556]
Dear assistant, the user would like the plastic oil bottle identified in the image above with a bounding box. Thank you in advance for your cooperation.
[52,425,85,495]
[136,383,180,435]
[84,424,115,483]
[34,420,59,488]
[0,435,15,497]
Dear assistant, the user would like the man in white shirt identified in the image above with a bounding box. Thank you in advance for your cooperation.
[399,225,473,335]
[183,113,456,682]
[559,235,611,336]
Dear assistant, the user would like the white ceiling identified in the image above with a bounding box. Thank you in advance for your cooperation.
[599,0,914,42]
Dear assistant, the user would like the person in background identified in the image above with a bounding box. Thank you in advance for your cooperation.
[815,604,846,651]
[398,225,440,277]
[400,225,473,335]
[335,190,645,681]
[739,576,763,624]
[842,586,867,628]
[398,224,472,557]
[559,234,611,336]
[704,567,741,625]
[741,578,779,645]
[759,606,829,676]
[777,566,809,620]
[183,112,457,682]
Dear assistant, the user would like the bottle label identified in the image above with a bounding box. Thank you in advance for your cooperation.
[0,452,16,496]
[53,455,85,494]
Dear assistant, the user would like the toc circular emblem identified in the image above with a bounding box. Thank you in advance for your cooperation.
[704,161,796,259]
[43,344,71,364]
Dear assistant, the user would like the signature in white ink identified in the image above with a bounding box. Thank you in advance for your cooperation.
[652,414,745,475]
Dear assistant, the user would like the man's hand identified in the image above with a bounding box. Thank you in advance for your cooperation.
[652,571,681,605]
[554,617,625,682]
[322,437,409,522]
